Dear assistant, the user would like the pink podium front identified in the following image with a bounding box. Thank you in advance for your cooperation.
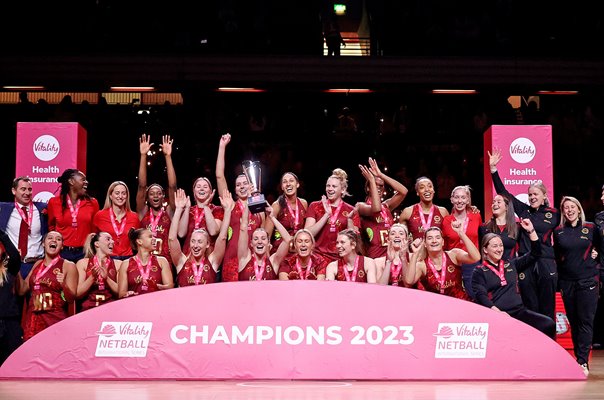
[0,281,584,381]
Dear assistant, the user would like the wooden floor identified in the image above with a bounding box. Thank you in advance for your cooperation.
[2,350,604,400]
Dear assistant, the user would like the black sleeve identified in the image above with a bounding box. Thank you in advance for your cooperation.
[0,229,21,276]
[515,238,541,272]
[491,170,529,215]
[471,268,494,308]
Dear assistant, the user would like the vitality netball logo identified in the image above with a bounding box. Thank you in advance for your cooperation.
[33,135,60,161]
[509,138,536,164]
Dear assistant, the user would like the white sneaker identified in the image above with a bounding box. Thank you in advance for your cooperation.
[580,363,589,377]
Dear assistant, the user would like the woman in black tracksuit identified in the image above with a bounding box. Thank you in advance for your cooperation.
[489,149,560,322]
[554,196,602,374]
[472,218,556,339]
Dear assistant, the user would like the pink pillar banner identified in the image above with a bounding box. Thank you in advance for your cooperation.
[0,281,584,381]
[15,122,87,203]
[483,125,554,220]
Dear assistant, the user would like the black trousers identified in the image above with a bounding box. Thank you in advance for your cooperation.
[509,307,556,339]
[559,277,599,365]
[518,257,557,322]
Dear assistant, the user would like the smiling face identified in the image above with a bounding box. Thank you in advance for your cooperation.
[336,234,355,258]
[44,231,64,256]
[388,224,408,251]
[294,231,314,257]
[12,179,33,206]
[491,195,507,218]
[146,185,165,210]
[235,175,250,200]
[527,186,546,208]
[193,178,212,203]
[281,173,299,197]
[325,177,343,202]
[189,230,209,258]
[110,184,128,208]
[250,229,269,256]
[96,232,115,255]
[70,172,88,196]
[416,179,434,203]
[483,236,504,263]
[424,228,444,253]
[562,199,580,224]
[137,229,155,251]
[450,188,469,212]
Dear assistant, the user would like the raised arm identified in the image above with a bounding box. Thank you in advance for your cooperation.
[368,157,408,210]
[161,135,177,218]
[215,134,231,198]
[263,200,280,240]
[448,220,481,265]
[356,164,381,216]
[168,189,188,269]
[403,239,425,286]
[488,148,529,214]
[136,134,153,218]
[176,194,192,238]
[237,202,252,271]
[210,190,234,270]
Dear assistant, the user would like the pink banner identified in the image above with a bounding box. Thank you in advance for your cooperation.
[15,122,87,203]
[0,281,584,380]
[483,125,553,220]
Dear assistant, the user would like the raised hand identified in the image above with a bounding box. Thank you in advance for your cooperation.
[358,164,374,183]
[451,219,464,236]
[175,188,188,209]
[321,195,332,216]
[219,133,231,148]
[520,218,535,232]
[161,135,174,156]
[488,148,503,169]
[410,238,424,254]
[219,189,235,211]
[139,134,152,155]
[367,157,382,178]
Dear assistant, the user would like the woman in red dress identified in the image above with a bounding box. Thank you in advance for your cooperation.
[169,189,234,286]
[304,168,360,262]
[93,181,140,260]
[356,158,408,258]
[404,222,480,300]
[236,204,290,281]
[48,169,99,262]
[75,232,121,311]
[374,223,411,286]
[398,177,449,242]
[136,134,177,261]
[19,231,77,340]
[264,172,308,255]
[325,229,377,283]
[279,229,328,280]
[117,228,174,297]
[215,133,264,281]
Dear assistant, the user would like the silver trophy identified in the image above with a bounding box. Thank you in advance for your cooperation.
[242,160,266,214]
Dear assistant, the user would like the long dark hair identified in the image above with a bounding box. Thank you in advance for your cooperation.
[277,172,300,210]
[484,195,518,240]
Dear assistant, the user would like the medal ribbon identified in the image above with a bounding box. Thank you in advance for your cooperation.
[110,208,127,237]
[426,255,447,294]
[191,257,206,285]
[483,260,507,286]
[34,257,61,289]
[343,256,360,282]
[15,202,34,229]
[149,208,164,235]
[134,255,152,289]
[253,256,266,281]
[67,197,81,228]
[418,204,435,231]
[295,257,313,280]
[329,201,344,231]
[285,199,300,230]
